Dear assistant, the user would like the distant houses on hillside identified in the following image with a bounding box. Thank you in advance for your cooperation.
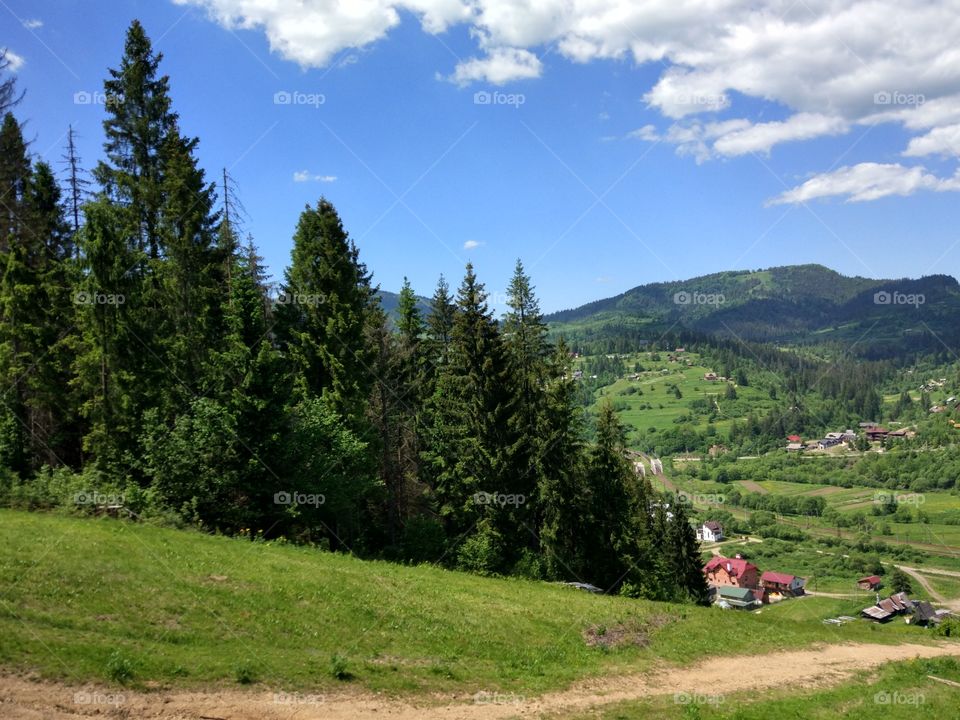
[696,521,724,542]
[702,555,806,608]
[784,424,916,453]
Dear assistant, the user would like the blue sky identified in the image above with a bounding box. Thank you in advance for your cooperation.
[4,0,960,313]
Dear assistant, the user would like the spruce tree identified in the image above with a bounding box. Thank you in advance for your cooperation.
[155,125,225,409]
[94,19,177,259]
[72,200,141,473]
[666,497,711,604]
[275,198,376,426]
[538,339,589,580]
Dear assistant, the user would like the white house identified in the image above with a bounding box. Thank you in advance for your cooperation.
[696,520,724,542]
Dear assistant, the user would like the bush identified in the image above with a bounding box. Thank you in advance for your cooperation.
[456,520,503,575]
[106,650,134,684]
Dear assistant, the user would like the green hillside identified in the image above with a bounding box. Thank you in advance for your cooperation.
[547,264,960,355]
[0,510,933,695]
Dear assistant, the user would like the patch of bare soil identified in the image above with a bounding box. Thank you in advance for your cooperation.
[2,642,959,720]
[582,614,675,649]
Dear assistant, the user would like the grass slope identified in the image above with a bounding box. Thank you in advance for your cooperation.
[0,510,942,696]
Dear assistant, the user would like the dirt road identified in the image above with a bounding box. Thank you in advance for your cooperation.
[3,642,959,720]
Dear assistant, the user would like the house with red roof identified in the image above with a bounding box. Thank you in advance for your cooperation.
[857,575,883,591]
[760,570,806,598]
[703,556,759,590]
[786,434,802,443]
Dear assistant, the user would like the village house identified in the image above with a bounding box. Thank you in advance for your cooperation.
[715,585,761,609]
[866,427,889,441]
[703,556,759,590]
[703,372,718,381]
[857,575,883,591]
[785,442,803,452]
[818,437,843,450]
[760,571,806,598]
[786,434,802,443]
[708,444,728,458]
[861,591,914,622]
[696,521,724,542]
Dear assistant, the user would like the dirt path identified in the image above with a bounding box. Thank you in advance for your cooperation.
[897,566,960,612]
[3,642,959,720]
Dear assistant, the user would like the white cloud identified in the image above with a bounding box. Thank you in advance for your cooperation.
[3,49,25,72]
[713,114,849,157]
[179,0,960,200]
[903,123,960,158]
[463,239,482,249]
[767,163,960,205]
[447,47,542,86]
[627,124,660,142]
[293,170,336,182]
[22,19,42,30]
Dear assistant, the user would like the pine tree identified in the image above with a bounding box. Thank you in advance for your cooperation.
[583,402,637,591]
[93,20,177,259]
[425,274,455,368]
[275,198,376,426]
[72,200,141,473]
[422,264,511,560]
[501,260,549,505]
[155,125,225,410]
[538,339,589,579]
[666,498,711,604]
[0,114,39,471]
[60,126,90,238]
[0,114,78,471]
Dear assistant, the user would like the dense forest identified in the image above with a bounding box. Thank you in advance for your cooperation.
[0,23,709,603]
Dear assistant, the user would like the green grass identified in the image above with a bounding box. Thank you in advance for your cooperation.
[566,656,960,719]
[0,510,943,696]
[588,352,777,435]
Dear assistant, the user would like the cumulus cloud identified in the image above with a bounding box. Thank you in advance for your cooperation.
[22,19,42,30]
[3,49,25,72]
[903,124,960,158]
[293,170,336,182]
[767,163,960,205]
[447,47,542,85]
[178,0,960,202]
[463,239,482,250]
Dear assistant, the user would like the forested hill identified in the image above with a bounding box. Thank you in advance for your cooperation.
[546,265,960,355]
